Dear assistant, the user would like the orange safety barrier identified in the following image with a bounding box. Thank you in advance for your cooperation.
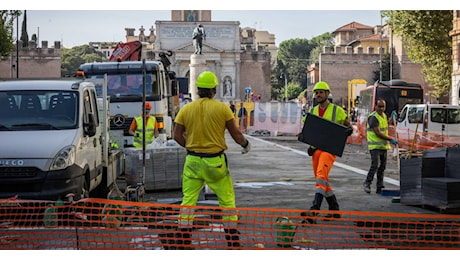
[1,198,459,250]
[346,124,363,144]
[394,128,460,152]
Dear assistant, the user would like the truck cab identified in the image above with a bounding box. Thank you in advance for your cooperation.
[77,60,179,147]
[396,104,460,151]
[0,79,111,200]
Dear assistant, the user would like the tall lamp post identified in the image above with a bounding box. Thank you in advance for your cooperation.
[16,13,19,78]
[281,73,288,102]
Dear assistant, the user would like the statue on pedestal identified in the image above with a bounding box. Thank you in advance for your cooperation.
[192,24,206,55]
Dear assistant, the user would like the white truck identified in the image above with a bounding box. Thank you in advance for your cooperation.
[0,79,123,200]
[77,57,180,148]
[396,103,460,151]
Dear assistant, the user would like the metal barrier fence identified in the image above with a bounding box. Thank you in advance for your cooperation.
[1,198,459,250]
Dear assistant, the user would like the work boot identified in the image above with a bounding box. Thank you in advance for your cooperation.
[302,193,324,224]
[159,228,193,250]
[324,195,341,219]
[376,185,385,194]
[363,183,371,194]
[224,228,241,248]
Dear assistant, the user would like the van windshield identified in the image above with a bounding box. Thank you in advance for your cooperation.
[0,90,78,131]
[431,107,460,124]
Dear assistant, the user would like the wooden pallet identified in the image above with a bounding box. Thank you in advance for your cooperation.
[398,148,423,159]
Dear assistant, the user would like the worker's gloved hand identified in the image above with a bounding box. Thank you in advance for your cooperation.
[390,138,398,146]
[345,126,354,136]
[241,140,251,154]
[390,111,398,121]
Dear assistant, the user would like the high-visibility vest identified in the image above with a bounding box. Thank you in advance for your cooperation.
[133,116,156,148]
[366,111,390,150]
[309,104,340,123]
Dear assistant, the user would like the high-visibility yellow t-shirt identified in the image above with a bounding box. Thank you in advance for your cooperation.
[174,98,235,154]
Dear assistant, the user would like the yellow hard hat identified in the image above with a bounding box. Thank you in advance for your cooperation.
[312,81,331,92]
[196,71,219,89]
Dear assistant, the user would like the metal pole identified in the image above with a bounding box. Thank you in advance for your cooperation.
[390,17,393,81]
[284,74,288,102]
[379,12,383,82]
[16,14,19,78]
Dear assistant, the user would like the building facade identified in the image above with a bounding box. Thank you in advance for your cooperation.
[152,10,272,102]
[306,21,431,107]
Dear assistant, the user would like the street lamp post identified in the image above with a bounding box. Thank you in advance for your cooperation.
[281,73,288,102]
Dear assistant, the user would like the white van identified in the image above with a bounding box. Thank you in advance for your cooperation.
[0,79,118,200]
[396,104,460,150]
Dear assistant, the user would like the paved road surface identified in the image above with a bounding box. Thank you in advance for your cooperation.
[119,133,445,215]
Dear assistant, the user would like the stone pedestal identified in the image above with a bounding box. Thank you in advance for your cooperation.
[189,54,208,101]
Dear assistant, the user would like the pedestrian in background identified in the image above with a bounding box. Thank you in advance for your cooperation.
[237,102,248,133]
[301,81,353,224]
[229,100,236,115]
[363,99,398,194]
[164,71,251,249]
[128,102,159,148]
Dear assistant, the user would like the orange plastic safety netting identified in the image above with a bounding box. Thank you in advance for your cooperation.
[1,198,459,250]
[352,124,460,152]
[393,129,460,152]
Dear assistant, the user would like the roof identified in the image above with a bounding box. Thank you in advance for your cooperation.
[347,34,389,46]
[333,22,373,32]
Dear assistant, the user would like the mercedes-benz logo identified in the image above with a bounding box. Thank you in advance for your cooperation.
[112,114,126,127]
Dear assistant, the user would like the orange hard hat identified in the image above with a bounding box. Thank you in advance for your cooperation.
[145,102,152,109]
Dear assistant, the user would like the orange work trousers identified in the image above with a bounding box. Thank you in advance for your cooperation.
[311,149,336,197]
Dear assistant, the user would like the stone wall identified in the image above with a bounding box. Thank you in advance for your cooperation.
[0,40,61,79]
[240,50,272,102]
[317,45,430,107]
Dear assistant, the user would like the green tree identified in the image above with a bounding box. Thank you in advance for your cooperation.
[0,10,21,58]
[384,10,452,98]
[277,38,314,85]
[372,53,400,82]
[20,10,28,47]
[288,82,303,101]
[308,32,334,64]
[61,45,107,77]
[272,34,335,100]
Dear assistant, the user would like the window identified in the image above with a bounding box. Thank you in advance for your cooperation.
[408,107,423,124]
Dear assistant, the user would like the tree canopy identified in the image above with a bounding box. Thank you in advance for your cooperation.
[0,10,21,58]
[272,33,334,100]
[61,45,107,77]
[384,10,453,98]
[20,10,28,47]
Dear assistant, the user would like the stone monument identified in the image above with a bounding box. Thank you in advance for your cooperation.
[189,54,208,100]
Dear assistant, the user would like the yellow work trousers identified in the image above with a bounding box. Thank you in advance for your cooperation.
[179,153,238,228]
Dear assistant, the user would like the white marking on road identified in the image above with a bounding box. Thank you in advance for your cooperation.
[234,181,295,188]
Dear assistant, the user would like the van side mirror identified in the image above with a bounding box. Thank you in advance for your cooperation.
[84,112,97,137]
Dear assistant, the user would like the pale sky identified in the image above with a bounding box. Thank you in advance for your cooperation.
[5,1,458,48]
[24,10,384,48]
